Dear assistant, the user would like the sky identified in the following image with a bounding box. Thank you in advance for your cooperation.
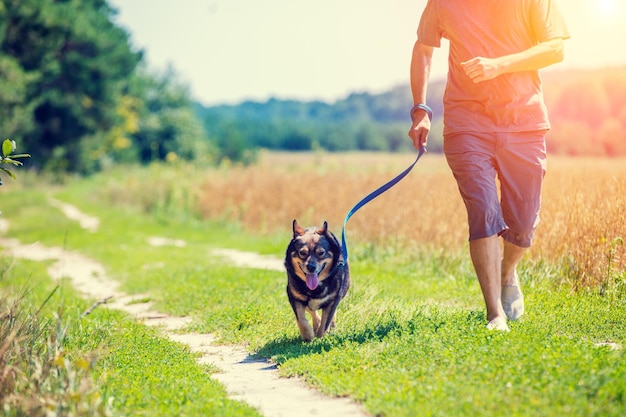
[108,0,626,106]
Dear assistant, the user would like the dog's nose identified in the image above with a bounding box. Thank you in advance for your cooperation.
[306,263,317,273]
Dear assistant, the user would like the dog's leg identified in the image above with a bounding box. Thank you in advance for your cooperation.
[317,292,344,338]
[307,307,321,333]
[316,308,335,338]
[294,302,315,342]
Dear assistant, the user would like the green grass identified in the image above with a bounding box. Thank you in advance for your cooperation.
[1,176,625,416]
[96,318,261,416]
[0,191,263,416]
[264,293,625,416]
[0,257,262,417]
[0,258,111,415]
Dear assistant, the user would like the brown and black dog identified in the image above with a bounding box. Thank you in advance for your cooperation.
[285,219,350,341]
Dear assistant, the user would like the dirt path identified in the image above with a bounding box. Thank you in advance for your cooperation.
[0,202,368,417]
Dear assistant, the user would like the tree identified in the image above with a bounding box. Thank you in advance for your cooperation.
[128,66,212,164]
[0,56,36,143]
[598,118,626,156]
[213,122,256,165]
[0,0,142,171]
[554,80,611,131]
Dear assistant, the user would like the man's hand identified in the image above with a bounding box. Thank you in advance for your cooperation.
[408,110,430,151]
[461,38,565,83]
[460,57,500,83]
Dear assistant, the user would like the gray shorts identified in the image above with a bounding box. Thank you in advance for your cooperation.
[444,131,547,248]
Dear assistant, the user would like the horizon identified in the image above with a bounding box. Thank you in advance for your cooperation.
[195,65,626,108]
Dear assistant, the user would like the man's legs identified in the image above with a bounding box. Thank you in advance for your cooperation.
[501,240,526,320]
[444,132,509,330]
[502,240,526,286]
[445,131,544,329]
[496,131,547,321]
[470,237,527,330]
[469,235,508,329]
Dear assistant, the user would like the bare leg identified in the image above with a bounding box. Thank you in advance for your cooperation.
[469,235,508,329]
[501,240,526,320]
[501,240,526,285]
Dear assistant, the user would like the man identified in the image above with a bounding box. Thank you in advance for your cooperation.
[408,0,570,331]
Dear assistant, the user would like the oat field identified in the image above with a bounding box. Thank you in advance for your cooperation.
[192,152,626,291]
[77,150,626,292]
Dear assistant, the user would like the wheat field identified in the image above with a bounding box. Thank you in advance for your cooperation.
[75,151,625,290]
[196,151,626,289]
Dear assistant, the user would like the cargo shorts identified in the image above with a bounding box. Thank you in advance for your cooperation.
[443,131,547,248]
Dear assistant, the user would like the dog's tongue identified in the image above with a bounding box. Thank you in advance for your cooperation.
[306,273,319,290]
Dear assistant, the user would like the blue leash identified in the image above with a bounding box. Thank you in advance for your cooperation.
[340,145,427,263]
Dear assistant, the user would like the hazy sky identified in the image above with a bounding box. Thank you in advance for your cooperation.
[109,0,626,105]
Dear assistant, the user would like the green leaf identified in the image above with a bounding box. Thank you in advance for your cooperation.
[10,153,30,159]
[0,166,15,179]
[1,157,23,166]
[2,139,15,157]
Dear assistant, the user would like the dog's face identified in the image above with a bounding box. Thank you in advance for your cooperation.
[289,220,337,290]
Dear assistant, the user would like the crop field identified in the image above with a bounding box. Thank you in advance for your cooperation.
[92,151,626,290]
[1,152,625,416]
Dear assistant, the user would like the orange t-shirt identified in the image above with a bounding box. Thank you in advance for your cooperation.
[417,0,570,134]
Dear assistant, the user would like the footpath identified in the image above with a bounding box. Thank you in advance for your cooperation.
[0,200,368,417]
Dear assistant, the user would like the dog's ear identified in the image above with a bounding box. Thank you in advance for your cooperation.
[315,221,328,235]
[319,221,342,260]
[293,219,306,237]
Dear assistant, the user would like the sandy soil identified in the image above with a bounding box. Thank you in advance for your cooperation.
[0,203,368,417]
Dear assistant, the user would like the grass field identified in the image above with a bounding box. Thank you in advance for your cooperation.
[69,151,625,290]
[1,152,625,416]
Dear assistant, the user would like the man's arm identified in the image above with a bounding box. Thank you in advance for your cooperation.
[461,38,565,83]
[408,41,434,150]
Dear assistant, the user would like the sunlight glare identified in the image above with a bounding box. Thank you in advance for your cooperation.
[596,0,622,21]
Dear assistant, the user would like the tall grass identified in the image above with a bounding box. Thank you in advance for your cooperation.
[0,261,112,416]
[51,152,626,292]
[536,158,626,292]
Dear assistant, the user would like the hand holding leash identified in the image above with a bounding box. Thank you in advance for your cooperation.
[340,104,431,263]
[408,103,432,152]
[341,104,433,263]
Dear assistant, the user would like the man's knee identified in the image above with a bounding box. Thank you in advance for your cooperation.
[501,228,534,248]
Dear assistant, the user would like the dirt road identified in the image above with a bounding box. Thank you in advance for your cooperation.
[0,202,368,417]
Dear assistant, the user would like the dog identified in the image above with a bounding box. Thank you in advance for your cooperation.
[285,219,350,342]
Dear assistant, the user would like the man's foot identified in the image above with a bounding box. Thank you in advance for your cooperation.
[502,282,524,321]
[486,316,510,332]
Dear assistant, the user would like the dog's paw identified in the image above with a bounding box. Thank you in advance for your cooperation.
[298,321,315,342]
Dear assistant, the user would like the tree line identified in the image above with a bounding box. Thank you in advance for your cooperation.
[543,67,626,156]
[199,67,626,159]
[197,82,446,162]
[1,0,624,175]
